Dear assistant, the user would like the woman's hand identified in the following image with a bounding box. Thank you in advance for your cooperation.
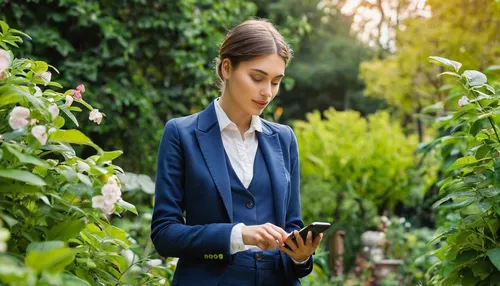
[241,223,288,250]
[279,230,322,263]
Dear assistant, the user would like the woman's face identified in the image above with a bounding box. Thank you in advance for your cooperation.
[222,54,286,116]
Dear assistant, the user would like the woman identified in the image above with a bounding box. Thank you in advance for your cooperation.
[151,19,322,286]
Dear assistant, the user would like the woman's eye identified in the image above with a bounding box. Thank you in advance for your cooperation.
[252,77,262,82]
[272,82,280,86]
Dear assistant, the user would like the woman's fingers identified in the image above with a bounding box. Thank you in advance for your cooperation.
[294,230,305,248]
[312,233,323,249]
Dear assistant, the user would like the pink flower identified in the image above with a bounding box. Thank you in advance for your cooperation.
[64,95,73,107]
[0,49,10,74]
[48,104,59,120]
[9,106,30,130]
[73,90,82,99]
[89,109,103,125]
[458,96,469,107]
[31,125,48,145]
[76,84,85,93]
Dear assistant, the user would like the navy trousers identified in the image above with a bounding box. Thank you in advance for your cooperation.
[217,249,286,286]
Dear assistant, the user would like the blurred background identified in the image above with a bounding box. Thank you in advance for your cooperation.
[0,0,499,285]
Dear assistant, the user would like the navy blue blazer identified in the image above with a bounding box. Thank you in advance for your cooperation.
[151,102,313,285]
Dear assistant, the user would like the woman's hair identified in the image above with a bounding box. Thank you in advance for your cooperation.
[215,19,292,90]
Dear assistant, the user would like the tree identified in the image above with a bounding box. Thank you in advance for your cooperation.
[360,0,500,142]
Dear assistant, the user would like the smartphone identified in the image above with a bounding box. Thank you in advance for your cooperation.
[284,222,331,250]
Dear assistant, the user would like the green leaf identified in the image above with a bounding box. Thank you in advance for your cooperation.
[116,199,138,215]
[463,70,487,87]
[76,173,92,187]
[487,248,500,271]
[478,187,500,198]
[97,150,123,164]
[428,56,462,72]
[0,169,46,186]
[47,220,86,241]
[438,71,461,78]
[25,247,76,273]
[54,116,65,128]
[0,21,9,34]
[61,274,91,286]
[429,227,458,244]
[422,101,444,114]
[4,144,50,168]
[106,254,129,272]
[432,192,476,209]
[56,165,77,182]
[442,198,476,209]
[50,129,92,145]
[471,259,494,280]
[60,108,79,127]
[0,183,39,193]
[27,241,65,252]
[446,156,477,172]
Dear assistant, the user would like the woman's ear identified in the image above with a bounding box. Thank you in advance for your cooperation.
[221,58,232,81]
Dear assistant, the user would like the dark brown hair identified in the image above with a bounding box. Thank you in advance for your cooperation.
[215,19,292,90]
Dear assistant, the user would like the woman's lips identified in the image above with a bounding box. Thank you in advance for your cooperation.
[253,100,268,108]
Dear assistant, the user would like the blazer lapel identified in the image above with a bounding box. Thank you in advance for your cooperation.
[195,102,233,222]
[257,123,287,228]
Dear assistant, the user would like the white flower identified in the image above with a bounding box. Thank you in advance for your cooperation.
[89,109,103,125]
[9,106,31,130]
[0,242,6,252]
[77,161,90,173]
[48,104,59,120]
[31,125,48,145]
[92,195,105,209]
[102,183,121,205]
[39,71,51,83]
[33,86,42,97]
[458,96,469,106]
[363,246,370,252]
[64,95,73,107]
[107,176,118,185]
[9,116,29,130]
[399,217,406,224]
[11,106,30,119]
[404,222,411,228]
[102,203,114,215]
[147,259,163,267]
[0,49,10,74]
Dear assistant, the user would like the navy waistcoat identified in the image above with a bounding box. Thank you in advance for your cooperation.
[225,144,277,226]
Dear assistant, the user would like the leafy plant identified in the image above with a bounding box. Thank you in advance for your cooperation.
[0,20,172,285]
[423,56,500,285]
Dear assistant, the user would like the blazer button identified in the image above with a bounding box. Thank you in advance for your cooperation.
[255,253,263,261]
[246,201,254,208]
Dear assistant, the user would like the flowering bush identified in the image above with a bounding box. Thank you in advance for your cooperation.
[422,56,500,285]
[0,21,163,285]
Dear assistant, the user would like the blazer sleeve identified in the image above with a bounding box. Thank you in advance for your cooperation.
[150,119,237,261]
[283,126,314,278]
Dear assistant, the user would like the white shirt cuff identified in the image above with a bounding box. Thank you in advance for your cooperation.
[290,256,310,264]
[230,223,247,254]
